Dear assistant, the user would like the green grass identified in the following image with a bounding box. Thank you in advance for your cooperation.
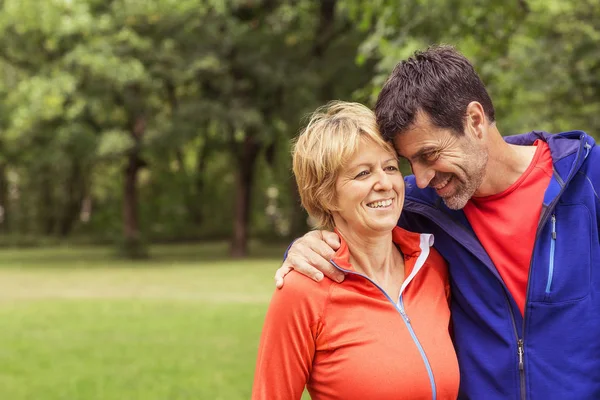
[0,242,292,400]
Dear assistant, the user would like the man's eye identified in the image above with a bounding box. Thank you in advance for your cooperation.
[422,152,439,162]
[354,170,369,179]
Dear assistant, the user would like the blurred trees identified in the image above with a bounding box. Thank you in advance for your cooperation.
[352,0,600,136]
[0,0,598,257]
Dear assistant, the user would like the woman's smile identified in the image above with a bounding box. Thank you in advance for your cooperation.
[366,198,394,209]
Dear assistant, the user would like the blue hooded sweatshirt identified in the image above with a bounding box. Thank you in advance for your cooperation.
[399,130,600,399]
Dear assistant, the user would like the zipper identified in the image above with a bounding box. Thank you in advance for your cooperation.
[517,339,525,399]
[544,214,557,297]
[519,201,559,400]
[518,201,558,400]
[519,138,588,399]
[399,295,437,400]
[329,259,437,400]
[517,339,524,371]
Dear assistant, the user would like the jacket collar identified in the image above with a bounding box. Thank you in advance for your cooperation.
[331,226,424,273]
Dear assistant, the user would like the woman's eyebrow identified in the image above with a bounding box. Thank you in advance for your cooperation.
[346,162,371,171]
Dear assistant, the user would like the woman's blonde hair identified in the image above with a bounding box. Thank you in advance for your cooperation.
[292,101,396,229]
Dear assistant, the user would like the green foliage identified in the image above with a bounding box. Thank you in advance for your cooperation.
[0,0,598,248]
[350,0,600,139]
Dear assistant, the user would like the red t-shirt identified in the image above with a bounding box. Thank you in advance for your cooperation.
[463,140,553,315]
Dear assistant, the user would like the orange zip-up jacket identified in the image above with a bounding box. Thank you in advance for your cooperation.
[252,227,459,400]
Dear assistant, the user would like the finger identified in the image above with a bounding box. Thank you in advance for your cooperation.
[289,256,325,282]
[288,240,344,283]
[274,264,293,289]
[321,230,341,250]
[303,252,344,283]
[288,239,334,272]
[301,232,337,258]
[318,261,345,283]
[310,237,337,260]
[305,229,324,239]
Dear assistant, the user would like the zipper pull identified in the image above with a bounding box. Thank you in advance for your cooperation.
[400,309,411,323]
[517,339,524,371]
[397,297,411,323]
[551,214,557,240]
[585,142,592,158]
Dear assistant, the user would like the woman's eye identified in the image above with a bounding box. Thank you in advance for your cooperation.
[354,170,369,179]
[385,165,399,172]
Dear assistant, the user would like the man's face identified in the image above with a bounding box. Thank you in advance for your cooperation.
[393,112,488,210]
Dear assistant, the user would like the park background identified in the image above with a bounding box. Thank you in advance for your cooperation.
[0,0,598,399]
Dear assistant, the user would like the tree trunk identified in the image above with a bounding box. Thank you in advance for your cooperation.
[123,153,141,242]
[230,134,260,258]
[179,142,207,227]
[315,0,337,102]
[40,171,56,235]
[191,142,208,225]
[0,163,8,233]
[58,160,85,237]
[314,0,337,59]
[121,116,147,258]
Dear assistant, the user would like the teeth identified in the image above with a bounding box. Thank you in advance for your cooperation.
[367,199,393,208]
[434,176,452,190]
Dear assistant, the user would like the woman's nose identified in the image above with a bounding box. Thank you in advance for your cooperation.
[374,169,393,190]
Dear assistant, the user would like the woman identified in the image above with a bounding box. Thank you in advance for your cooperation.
[252,102,459,399]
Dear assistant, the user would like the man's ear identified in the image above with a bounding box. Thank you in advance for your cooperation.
[465,101,486,140]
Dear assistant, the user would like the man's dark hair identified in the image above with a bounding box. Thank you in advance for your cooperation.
[375,45,495,141]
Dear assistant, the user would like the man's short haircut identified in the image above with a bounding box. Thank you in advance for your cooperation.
[375,45,496,141]
[292,101,395,230]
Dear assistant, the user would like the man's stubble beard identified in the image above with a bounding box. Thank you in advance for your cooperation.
[442,151,488,210]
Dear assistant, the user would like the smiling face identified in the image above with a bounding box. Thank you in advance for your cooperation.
[394,111,488,210]
[332,137,404,235]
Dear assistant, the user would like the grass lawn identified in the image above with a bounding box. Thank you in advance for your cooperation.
[0,241,301,400]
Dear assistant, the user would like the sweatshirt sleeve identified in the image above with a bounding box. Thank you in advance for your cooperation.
[252,272,329,400]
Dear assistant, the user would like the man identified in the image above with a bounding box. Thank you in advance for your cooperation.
[274,46,600,399]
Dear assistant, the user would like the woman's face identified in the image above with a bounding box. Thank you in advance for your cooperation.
[333,137,404,235]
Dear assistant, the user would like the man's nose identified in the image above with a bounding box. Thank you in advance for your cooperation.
[412,163,435,189]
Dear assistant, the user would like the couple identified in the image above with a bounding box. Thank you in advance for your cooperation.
[253,46,600,399]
